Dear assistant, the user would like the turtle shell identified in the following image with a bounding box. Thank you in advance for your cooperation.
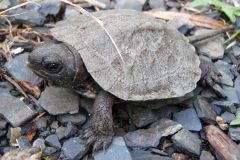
[51,10,201,101]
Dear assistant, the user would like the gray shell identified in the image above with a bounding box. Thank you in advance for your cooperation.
[51,10,201,101]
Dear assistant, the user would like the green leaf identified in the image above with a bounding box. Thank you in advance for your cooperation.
[230,112,240,126]
[224,29,240,44]
[191,0,240,23]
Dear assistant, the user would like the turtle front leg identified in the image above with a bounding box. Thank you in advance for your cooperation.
[83,90,115,152]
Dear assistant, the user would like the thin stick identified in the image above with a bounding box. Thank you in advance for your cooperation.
[61,0,125,64]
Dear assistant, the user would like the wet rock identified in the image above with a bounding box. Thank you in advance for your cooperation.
[195,29,224,59]
[173,108,202,131]
[0,91,37,127]
[150,118,182,137]
[222,85,239,104]
[33,138,46,150]
[17,136,31,148]
[45,134,61,149]
[8,8,45,26]
[194,97,216,123]
[39,0,62,16]
[44,147,57,156]
[5,53,42,85]
[221,111,235,123]
[39,87,79,115]
[94,137,131,160]
[56,126,65,140]
[215,60,233,86]
[2,148,42,160]
[57,112,86,125]
[212,101,237,113]
[0,0,11,10]
[127,106,158,127]
[115,0,143,11]
[200,150,214,160]
[64,122,77,138]
[131,150,172,160]
[172,129,201,156]
[124,127,161,148]
[228,127,240,141]
[62,137,89,160]
[149,0,167,10]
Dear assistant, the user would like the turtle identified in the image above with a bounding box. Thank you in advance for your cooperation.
[28,9,222,151]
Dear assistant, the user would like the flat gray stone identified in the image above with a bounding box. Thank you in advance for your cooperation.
[114,0,143,11]
[0,0,10,10]
[221,111,236,123]
[94,137,131,160]
[39,0,62,16]
[39,87,79,115]
[62,137,89,160]
[64,122,77,138]
[215,60,234,86]
[130,150,172,160]
[222,85,239,104]
[149,0,167,10]
[0,91,37,127]
[200,150,214,160]
[45,134,61,149]
[33,138,46,149]
[212,101,237,113]
[229,127,240,141]
[172,129,201,156]
[57,112,86,125]
[173,108,202,131]
[5,53,42,85]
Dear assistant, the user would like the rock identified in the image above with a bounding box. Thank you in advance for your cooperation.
[221,111,236,123]
[155,105,179,119]
[5,53,42,85]
[2,148,42,160]
[222,85,239,104]
[200,150,214,160]
[114,0,143,11]
[94,137,131,160]
[56,126,65,140]
[228,127,240,141]
[96,0,111,8]
[50,121,59,129]
[0,0,11,10]
[64,122,77,138]
[0,118,7,130]
[232,45,240,57]
[39,87,79,115]
[35,117,48,131]
[0,130,7,137]
[33,138,46,150]
[0,82,13,92]
[127,105,158,127]
[195,29,224,59]
[173,108,202,131]
[130,150,173,160]
[150,118,182,137]
[8,8,45,26]
[149,0,167,10]
[45,134,61,149]
[39,0,62,16]
[211,84,226,98]
[194,97,216,123]
[0,91,37,127]
[64,5,81,20]
[62,137,89,160]
[44,147,57,156]
[124,127,161,148]
[17,136,31,148]
[215,60,233,86]
[171,129,201,156]
[235,76,240,100]
[57,112,86,125]
[212,101,237,113]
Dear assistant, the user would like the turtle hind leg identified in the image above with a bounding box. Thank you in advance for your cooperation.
[83,90,115,152]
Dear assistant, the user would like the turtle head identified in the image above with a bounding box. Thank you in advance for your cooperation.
[28,42,88,88]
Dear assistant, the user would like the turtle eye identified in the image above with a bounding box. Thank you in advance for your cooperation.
[43,63,62,73]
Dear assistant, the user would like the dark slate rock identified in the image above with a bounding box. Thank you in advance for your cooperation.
[150,118,182,137]
[0,0,10,10]
[200,150,214,160]
[44,147,57,156]
[94,137,132,160]
[127,106,158,127]
[0,118,7,130]
[149,0,167,10]
[45,134,61,149]
[173,108,202,131]
[57,112,86,125]
[235,76,240,100]
[4,53,42,85]
[229,127,240,141]
[17,136,31,148]
[64,122,77,138]
[222,85,239,104]
[212,101,237,113]
[8,8,45,26]
[39,87,79,115]
[32,138,46,149]
[35,117,48,130]
[194,97,216,123]
[130,150,172,160]
[124,127,161,148]
[214,60,233,86]
[39,0,62,16]
[0,91,37,127]
[0,82,13,92]
[212,105,222,115]
[155,105,179,119]
[0,130,7,137]
[211,84,226,98]
[114,0,143,11]
[221,111,235,123]
[62,137,89,160]
[56,126,65,140]
[171,129,201,156]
